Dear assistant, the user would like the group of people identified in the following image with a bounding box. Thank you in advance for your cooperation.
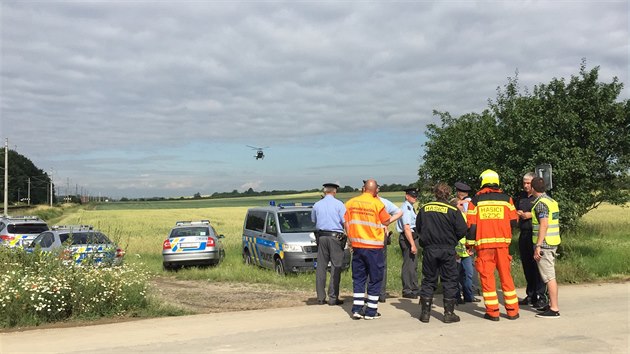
[310,171,561,323]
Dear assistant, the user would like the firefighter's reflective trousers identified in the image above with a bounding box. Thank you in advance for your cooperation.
[475,247,519,318]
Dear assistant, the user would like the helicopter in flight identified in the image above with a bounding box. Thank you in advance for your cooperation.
[247,145,268,160]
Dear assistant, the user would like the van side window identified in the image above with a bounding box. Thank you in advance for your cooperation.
[266,213,277,235]
[245,211,266,232]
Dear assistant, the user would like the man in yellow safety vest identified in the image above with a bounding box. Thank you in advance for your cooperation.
[531,176,561,318]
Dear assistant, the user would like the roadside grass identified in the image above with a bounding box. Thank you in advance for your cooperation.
[557,204,630,282]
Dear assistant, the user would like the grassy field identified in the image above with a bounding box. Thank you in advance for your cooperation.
[55,192,407,291]
[90,192,408,211]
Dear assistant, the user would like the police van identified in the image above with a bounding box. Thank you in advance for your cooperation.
[242,203,350,275]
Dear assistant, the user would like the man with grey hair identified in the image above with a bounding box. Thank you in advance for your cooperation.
[312,182,346,306]
[516,172,547,308]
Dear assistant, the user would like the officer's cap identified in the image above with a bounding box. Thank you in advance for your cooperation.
[454,182,471,192]
[404,188,418,198]
[323,183,339,189]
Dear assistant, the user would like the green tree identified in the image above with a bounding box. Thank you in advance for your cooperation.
[339,185,356,193]
[419,62,630,229]
[0,149,51,205]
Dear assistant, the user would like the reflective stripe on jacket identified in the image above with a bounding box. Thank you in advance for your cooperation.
[532,196,561,246]
[416,201,467,248]
[344,193,390,249]
[466,188,517,249]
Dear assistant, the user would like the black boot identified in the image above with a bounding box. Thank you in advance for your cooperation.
[443,298,461,323]
[419,297,432,323]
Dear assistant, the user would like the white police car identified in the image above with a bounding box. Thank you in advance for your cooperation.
[162,220,226,270]
[27,225,125,266]
[0,215,49,248]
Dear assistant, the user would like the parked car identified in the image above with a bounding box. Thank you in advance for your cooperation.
[162,220,225,270]
[0,215,49,248]
[242,203,351,275]
[26,225,125,266]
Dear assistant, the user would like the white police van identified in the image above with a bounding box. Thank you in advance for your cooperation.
[242,203,350,275]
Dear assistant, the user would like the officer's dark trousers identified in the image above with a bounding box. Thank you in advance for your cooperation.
[380,242,388,300]
[518,228,546,302]
[316,236,344,303]
[420,247,459,300]
[399,235,420,296]
[352,248,384,317]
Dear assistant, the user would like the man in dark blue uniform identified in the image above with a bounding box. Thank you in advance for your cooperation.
[311,182,346,305]
[416,183,468,323]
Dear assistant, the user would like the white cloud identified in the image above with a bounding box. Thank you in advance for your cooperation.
[1,1,627,197]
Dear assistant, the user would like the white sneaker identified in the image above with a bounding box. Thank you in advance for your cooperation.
[352,312,364,320]
[364,313,381,320]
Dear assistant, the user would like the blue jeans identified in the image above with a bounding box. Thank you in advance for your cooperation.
[457,256,474,301]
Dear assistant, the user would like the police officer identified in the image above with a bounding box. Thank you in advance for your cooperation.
[416,183,468,323]
[453,182,480,303]
[375,184,403,303]
[311,182,346,306]
[397,187,420,298]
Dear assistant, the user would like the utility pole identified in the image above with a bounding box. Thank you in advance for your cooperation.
[49,168,53,207]
[4,138,8,217]
[27,177,31,206]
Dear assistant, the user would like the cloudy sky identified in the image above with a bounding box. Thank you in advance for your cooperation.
[1,1,627,198]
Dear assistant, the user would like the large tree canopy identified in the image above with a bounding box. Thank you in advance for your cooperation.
[419,62,630,229]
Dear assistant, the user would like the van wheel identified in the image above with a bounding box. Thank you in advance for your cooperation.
[274,258,285,276]
[243,249,252,265]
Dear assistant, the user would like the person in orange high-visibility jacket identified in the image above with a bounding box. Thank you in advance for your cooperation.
[466,170,520,321]
[344,179,393,320]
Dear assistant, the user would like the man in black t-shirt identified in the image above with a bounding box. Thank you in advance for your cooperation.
[515,172,547,308]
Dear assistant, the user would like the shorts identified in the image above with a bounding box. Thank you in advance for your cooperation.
[536,246,557,283]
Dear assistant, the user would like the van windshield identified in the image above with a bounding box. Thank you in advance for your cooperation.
[278,211,316,233]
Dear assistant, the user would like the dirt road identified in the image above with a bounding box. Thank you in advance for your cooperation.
[2,282,628,353]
